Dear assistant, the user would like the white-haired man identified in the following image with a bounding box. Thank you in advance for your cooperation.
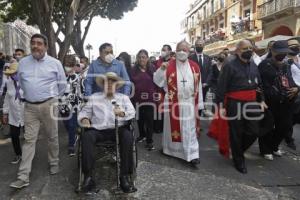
[153,41,204,168]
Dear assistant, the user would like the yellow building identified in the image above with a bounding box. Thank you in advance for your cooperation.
[182,0,263,55]
[257,0,300,38]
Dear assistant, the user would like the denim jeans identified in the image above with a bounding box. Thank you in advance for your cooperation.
[63,112,78,148]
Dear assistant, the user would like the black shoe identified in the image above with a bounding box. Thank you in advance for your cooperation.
[234,162,247,174]
[82,177,96,194]
[120,176,137,193]
[145,143,155,151]
[190,158,200,169]
[11,155,22,164]
[136,136,146,143]
[286,141,296,150]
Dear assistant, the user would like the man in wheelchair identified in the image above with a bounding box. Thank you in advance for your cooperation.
[78,72,137,193]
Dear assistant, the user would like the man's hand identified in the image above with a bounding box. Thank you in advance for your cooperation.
[80,118,91,128]
[114,107,125,117]
[160,62,169,70]
[260,101,268,111]
[202,83,208,88]
[2,114,8,125]
[220,108,226,117]
[287,87,299,100]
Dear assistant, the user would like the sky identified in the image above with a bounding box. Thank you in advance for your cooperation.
[84,0,191,59]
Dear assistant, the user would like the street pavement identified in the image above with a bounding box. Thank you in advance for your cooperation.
[0,119,299,200]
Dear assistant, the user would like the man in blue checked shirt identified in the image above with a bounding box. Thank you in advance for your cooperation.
[10,33,67,189]
[84,43,131,96]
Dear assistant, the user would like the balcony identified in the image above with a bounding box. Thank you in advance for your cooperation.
[257,0,300,19]
[231,20,262,40]
[204,28,226,44]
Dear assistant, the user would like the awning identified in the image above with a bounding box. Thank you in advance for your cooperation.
[256,35,294,49]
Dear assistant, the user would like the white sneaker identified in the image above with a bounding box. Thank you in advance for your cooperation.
[273,150,284,157]
[263,154,274,161]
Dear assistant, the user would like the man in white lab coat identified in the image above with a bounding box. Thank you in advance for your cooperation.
[2,63,24,164]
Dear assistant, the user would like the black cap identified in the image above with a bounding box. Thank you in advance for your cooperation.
[271,40,293,54]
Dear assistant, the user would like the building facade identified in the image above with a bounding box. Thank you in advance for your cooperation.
[257,0,300,38]
[182,0,284,55]
[0,20,38,55]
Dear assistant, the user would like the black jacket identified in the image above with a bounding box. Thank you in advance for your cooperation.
[208,63,222,90]
[189,53,212,84]
[258,58,297,104]
[216,55,263,104]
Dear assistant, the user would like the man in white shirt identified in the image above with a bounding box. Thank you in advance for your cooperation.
[78,72,136,194]
[261,40,275,61]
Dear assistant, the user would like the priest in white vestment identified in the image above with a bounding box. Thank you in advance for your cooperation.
[153,41,204,167]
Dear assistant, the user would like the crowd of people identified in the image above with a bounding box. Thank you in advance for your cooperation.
[0,33,299,194]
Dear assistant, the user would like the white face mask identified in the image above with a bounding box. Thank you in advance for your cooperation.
[161,51,168,58]
[64,66,73,73]
[105,54,115,64]
[176,51,188,62]
[15,56,22,62]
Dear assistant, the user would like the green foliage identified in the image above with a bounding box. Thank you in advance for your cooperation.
[0,0,138,58]
[0,0,138,26]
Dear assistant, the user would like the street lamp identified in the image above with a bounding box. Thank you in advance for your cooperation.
[85,43,93,62]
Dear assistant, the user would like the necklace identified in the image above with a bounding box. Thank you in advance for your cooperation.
[178,65,188,88]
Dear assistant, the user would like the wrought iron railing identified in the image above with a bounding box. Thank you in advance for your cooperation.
[258,0,299,19]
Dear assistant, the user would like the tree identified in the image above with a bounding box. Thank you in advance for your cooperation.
[70,0,137,57]
[0,0,138,61]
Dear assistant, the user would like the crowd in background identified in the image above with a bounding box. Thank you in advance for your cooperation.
[1,33,300,193]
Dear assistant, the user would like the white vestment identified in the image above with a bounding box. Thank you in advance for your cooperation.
[153,60,204,162]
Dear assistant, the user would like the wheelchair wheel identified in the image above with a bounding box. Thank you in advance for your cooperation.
[75,128,84,193]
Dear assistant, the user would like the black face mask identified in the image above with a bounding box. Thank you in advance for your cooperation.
[289,47,300,56]
[287,58,294,65]
[195,47,203,53]
[241,50,253,60]
[217,57,225,62]
[275,54,287,62]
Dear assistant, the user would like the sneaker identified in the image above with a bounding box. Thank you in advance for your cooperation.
[11,155,22,164]
[263,154,274,161]
[136,137,146,143]
[145,143,155,151]
[50,165,59,175]
[273,150,284,157]
[10,179,29,189]
[68,148,75,157]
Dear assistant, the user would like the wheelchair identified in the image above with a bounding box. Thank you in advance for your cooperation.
[75,118,138,193]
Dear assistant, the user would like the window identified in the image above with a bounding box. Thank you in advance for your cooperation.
[203,6,207,19]
[244,9,251,18]
[211,0,215,14]
[220,0,224,8]
[192,16,195,27]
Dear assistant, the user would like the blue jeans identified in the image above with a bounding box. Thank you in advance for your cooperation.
[63,112,78,148]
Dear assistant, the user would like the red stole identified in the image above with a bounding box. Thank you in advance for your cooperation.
[208,90,257,158]
[155,58,166,113]
[166,59,201,142]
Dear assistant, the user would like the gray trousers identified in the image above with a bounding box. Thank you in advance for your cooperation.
[18,98,59,182]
